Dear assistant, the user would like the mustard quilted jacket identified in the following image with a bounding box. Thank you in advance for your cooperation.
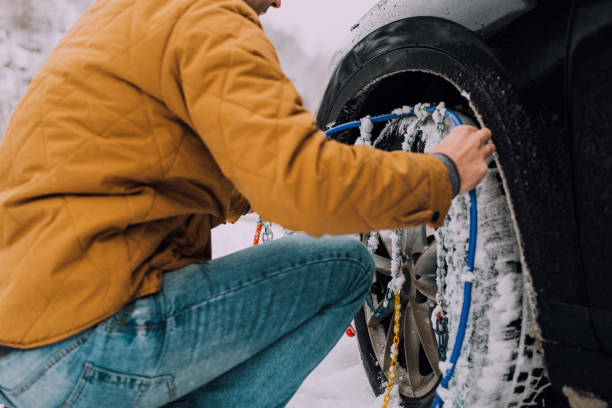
[0,0,452,348]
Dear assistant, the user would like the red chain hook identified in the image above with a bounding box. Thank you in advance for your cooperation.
[253,223,263,246]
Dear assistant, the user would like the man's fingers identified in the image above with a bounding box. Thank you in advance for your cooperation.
[476,128,493,144]
[459,124,479,133]
[483,142,496,157]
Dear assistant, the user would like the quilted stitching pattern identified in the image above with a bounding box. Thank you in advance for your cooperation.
[0,0,451,348]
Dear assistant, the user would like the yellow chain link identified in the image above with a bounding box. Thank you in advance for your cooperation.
[381,292,402,408]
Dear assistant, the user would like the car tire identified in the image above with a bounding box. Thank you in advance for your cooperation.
[331,110,549,407]
[354,307,436,408]
[315,15,576,407]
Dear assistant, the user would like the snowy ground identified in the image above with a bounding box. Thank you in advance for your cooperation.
[212,216,395,408]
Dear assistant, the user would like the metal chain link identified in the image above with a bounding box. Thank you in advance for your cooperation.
[248,105,452,407]
[366,288,393,317]
[379,107,428,407]
[254,216,274,245]
[262,220,274,242]
[436,311,448,361]
[381,292,402,408]
[389,229,403,292]
[432,102,450,362]
[379,104,450,406]
[366,231,380,254]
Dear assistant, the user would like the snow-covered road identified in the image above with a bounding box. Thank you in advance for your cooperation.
[212,216,397,408]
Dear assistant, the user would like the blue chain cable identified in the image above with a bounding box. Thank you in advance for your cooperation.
[324,106,462,137]
[432,188,476,408]
[365,288,393,317]
[324,108,477,408]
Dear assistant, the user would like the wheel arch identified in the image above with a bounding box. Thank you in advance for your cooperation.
[316,16,593,397]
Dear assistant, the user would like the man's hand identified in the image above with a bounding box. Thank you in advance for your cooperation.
[432,125,496,195]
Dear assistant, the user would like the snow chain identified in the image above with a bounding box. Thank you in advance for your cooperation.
[356,104,450,408]
[253,216,274,246]
[357,112,410,407]
[249,103,455,408]
[382,292,402,408]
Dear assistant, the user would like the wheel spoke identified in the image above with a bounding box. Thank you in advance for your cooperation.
[411,299,441,377]
[414,277,437,300]
[379,230,395,261]
[382,310,397,374]
[372,254,391,276]
[414,242,438,300]
[403,226,428,258]
[367,312,387,330]
[361,227,441,400]
[414,242,437,279]
[403,304,427,392]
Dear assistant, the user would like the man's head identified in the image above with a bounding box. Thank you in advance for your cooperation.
[244,0,281,15]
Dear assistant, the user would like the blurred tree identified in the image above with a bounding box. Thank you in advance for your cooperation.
[0,0,93,136]
[264,25,331,114]
[0,2,330,136]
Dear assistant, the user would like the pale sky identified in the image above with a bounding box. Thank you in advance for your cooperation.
[260,0,377,56]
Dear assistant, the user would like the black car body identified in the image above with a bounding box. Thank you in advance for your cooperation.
[317,0,612,403]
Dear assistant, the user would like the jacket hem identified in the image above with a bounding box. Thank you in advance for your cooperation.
[0,281,163,350]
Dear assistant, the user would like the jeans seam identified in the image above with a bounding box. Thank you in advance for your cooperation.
[131,376,173,407]
[8,330,93,395]
[129,380,151,408]
[167,256,371,320]
[98,321,167,333]
[159,289,175,402]
[61,365,88,408]
[165,376,176,402]
[62,363,175,408]
[81,364,174,387]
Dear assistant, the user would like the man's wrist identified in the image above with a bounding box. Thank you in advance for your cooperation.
[430,153,461,198]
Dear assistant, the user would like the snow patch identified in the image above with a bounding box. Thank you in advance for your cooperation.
[391,105,412,116]
[355,115,374,146]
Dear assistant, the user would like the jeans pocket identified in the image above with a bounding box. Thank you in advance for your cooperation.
[61,363,175,408]
[0,330,93,401]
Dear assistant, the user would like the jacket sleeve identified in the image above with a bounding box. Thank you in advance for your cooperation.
[163,0,452,236]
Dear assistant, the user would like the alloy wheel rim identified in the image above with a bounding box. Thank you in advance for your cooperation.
[362,227,441,399]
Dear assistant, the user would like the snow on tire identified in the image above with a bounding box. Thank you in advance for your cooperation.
[419,112,549,407]
[333,104,550,407]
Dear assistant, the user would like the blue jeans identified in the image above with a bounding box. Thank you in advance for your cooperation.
[0,234,373,408]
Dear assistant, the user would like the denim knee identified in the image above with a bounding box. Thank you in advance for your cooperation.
[319,235,374,288]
